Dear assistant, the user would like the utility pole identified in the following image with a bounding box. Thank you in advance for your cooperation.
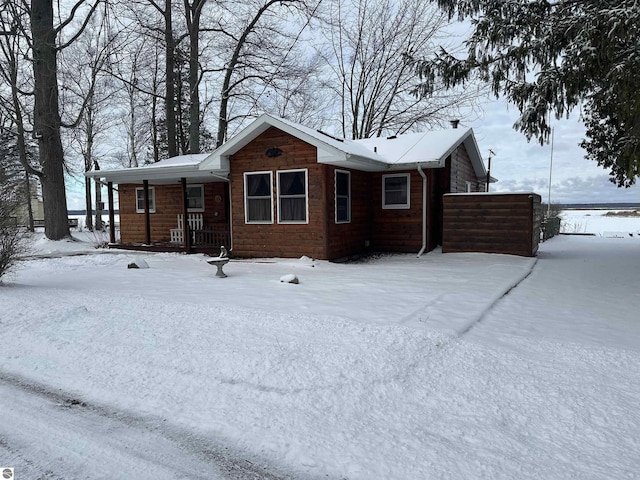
[486,149,495,192]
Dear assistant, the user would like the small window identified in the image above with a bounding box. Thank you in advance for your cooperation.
[382,174,410,209]
[136,186,155,213]
[465,181,473,193]
[335,170,351,223]
[245,172,273,223]
[186,184,204,211]
[278,169,308,223]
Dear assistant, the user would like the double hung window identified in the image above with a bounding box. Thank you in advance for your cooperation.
[245,172,273,223]
[277,169,308,223]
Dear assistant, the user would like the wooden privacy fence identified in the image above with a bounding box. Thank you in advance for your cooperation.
[442,192,542,257]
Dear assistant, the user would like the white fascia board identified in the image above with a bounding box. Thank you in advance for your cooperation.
[85,164,228,184]
[385,161,443,172]
[317,151,392,172]
[463,133,487,179]
[199,152,229,172]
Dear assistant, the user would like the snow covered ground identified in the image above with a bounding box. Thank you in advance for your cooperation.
[1,210,639,479]
[560,208,640,235]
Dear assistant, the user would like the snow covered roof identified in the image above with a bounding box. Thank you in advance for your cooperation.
[199,114,389,172]
[88,114,487,183]
[200,114,486,176]
[151,153,210,167]
[356,129,465,164]
[86,153,226,184]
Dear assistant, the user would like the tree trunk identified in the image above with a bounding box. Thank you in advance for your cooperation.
[94,162,103,230]
[23,172,35,232]
[186,0,205,154]
[94,179,103,230]
[151,49,161,163]
[165,0,177,158]
[84,175,93,230]
[188,17,200,153]
[31,0,70,240]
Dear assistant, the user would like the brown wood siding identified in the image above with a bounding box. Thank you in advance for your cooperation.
[442,193,542,257]
[370,169,429,253]
[325,167,373,259]
[229,127,329,259]
[118,182,227,244]
[450,145,482,192]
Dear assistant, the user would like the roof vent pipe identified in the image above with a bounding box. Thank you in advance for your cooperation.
[450,119,460,129]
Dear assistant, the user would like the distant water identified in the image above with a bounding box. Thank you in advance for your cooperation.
[559,202,640,209]
[68,210,119,215]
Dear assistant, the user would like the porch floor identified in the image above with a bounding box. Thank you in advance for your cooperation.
[108,242,222,255]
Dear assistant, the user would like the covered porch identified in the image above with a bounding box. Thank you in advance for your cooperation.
[87,154,231,254]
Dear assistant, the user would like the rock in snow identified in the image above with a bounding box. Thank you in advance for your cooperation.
[127,259,149,269]
[280,274,299,284]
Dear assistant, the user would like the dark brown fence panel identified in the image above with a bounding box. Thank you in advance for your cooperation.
[443,193,542,257]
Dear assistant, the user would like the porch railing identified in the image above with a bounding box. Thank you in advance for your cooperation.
[168,214,230,250]
[193,227,231,248]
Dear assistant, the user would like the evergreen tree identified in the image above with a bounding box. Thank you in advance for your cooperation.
[411,0,640,187]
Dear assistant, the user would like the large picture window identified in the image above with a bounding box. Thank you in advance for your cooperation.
[245,172,273,223]
[335,170,351,223]
[382,174,410,209]
[136,186,155,213]
[186,184,204,211]
[277,169,308,223]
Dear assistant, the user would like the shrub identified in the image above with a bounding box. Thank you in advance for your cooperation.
[0,197,28,283]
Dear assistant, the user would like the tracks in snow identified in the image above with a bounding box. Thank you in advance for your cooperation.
[0,370,302,480]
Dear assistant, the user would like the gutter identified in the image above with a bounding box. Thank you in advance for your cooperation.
[417,164,427,257]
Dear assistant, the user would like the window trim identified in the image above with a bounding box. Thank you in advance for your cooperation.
[186,184,205,212]
[135,186,156,213]
[335,169,351,224]
[277,168,309,224]
[382,173,410,209]
[244,171,274,224]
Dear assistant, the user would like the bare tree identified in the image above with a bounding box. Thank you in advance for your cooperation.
[29,0,103,240]
[61,10,118,231]
[214,0,310,146]
[183,0,208,153]
[121,0,206,157]
[111,36,154,167]
[319,0,484,139]
[258,53,327,126]
[0,2,39,231]
[138,0,181,158]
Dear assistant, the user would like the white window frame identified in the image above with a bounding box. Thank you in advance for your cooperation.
[382,173,410,209]
[186,184,205,212]
[244,171,274,224]
[335,169,351,224]
[136,186,155,213]
[277,168,309,224]
[465,181,473,193]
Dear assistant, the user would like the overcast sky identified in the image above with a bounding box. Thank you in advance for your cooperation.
[467,98,639,205]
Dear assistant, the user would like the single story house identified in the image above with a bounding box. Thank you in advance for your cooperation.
[88,114,489,260]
